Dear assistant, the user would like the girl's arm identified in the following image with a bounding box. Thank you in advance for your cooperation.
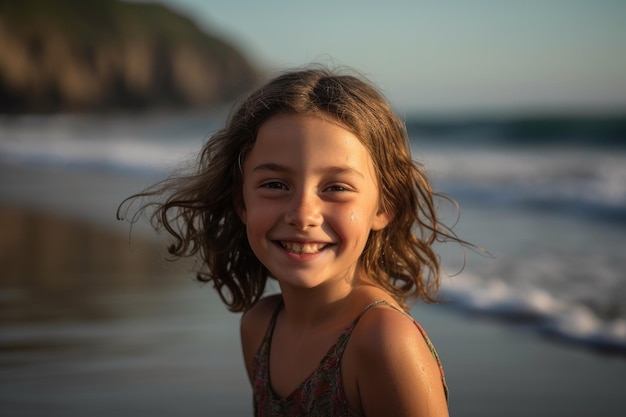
[349,307,449,417]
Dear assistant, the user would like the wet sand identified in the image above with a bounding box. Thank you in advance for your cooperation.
[1,204,172,282]
[0,204,251,416]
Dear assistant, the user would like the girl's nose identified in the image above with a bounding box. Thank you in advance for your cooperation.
[284,191,323,229]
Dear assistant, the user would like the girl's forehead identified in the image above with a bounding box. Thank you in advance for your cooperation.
[256,113,368,148]
[247,114,376,174]
[255,114,358,146]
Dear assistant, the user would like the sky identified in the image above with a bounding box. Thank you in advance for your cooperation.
[154,0,625,116]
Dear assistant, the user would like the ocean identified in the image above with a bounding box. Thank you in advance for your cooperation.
[407,117,626,354]
[1,111,625,415]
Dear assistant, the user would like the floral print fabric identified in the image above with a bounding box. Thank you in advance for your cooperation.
[252,300,448,416]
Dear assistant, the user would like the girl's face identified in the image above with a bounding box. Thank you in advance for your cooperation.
[239,113,390,292]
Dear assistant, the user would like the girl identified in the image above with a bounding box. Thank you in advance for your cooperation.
[119,66,464,416]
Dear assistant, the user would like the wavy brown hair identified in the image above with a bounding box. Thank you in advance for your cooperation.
[118,65,466,312]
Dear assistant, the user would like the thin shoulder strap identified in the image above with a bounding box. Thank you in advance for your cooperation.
[353,299,389,322]
[265,298,284,340]
[253,297,284,361]
[337,300,390,338]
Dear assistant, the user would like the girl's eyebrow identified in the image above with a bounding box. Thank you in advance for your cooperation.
[252,163,364,179]
[252,162,289,173]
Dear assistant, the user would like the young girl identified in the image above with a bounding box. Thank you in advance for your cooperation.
[119,66,463,416]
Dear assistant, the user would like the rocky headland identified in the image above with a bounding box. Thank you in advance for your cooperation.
[0,0,259,113]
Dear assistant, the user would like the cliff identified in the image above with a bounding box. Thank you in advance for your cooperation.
[0,0,259,113]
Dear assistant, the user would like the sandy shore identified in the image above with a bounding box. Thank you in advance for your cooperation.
[1,204,625,416]
[0,203,196,324]
[0,204,170,280]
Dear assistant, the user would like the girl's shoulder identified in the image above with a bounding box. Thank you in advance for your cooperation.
[344,302,449,416]
[239,294,282,381]
[241,293,283,326]
[349,301,429,357]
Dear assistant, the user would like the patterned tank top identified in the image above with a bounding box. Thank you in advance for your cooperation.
[252,299,448,416]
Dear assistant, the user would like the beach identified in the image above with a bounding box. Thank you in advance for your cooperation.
[1,113,625,416]
[0,202,253,416]
[1,199,625,416]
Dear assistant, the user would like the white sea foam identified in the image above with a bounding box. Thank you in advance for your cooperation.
[0,133,200,173]
[441,274,626,353]
[0,113,213,174]
[419,147,626,212]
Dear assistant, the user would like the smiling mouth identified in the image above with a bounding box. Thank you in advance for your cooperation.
[279,241,328,254]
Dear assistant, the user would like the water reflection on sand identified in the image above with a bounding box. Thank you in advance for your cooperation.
[0,206,252,416]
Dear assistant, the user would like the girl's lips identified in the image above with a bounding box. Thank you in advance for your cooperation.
[278,241,329,255]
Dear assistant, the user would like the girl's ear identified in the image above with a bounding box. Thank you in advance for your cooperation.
[234,195,247,225]
[371,209,392,231]
[238,208,247,225]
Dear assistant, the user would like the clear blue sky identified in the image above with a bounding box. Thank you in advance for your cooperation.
[155,0,625,116]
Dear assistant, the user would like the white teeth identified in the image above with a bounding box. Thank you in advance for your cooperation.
[280,241,326,254]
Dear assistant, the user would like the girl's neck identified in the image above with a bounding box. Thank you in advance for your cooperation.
[279,282,357,329]
[278,277,379,331]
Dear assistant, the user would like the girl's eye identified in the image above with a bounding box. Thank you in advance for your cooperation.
[260,181,288,190]
[325,184,350,192]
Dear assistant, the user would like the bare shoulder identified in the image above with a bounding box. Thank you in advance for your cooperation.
[240,293,282,382]
[240,293,283,335]
[348,305,449,417]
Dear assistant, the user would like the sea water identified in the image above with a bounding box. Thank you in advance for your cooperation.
[1,112,625,415]
[408,119,626,354]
